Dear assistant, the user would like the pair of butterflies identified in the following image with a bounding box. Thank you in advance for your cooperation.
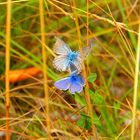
[53,38,92,94]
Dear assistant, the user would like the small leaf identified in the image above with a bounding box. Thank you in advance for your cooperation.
[77,113,92,130]
[89,90,104,105]
[88,73,97,83]
[77,118,85,128]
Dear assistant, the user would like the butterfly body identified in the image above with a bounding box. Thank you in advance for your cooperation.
[70,73,84,85]
[67,51,78,62]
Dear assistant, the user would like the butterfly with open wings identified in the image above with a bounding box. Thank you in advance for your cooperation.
[53,38,92,73]
[54,62,85,94]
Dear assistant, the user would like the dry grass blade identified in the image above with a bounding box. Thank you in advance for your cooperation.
[131,24,140,140]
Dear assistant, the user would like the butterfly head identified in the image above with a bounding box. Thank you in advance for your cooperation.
[67,51,78,62]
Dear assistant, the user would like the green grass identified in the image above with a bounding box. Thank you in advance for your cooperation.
[0,0,139,139]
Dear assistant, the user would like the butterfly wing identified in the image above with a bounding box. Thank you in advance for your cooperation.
[69,82,83,94]
[54,77,71,90]
[78,74,85,86]
[81,39,94,58]
[53,55,70,71]
[72,55,82,72]
[54,38,71,55]
[69,62,78,74]
[79,46,92,59]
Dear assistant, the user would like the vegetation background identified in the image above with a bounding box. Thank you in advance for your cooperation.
[0,0,140,139]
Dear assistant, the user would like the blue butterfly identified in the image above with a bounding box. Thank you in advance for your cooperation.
[53,38,92,72]
[54,62,85,94]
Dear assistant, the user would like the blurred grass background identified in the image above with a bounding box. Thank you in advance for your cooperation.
[0,0,140,139]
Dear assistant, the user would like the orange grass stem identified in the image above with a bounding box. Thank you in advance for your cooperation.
[72,0,97,139]
[86,0,97,139]
[39,0,51,139]
[5,0,12,139]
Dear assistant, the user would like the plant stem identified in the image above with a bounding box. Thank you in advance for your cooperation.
[72,0,97,139]
[5,0,11,140]
[39,0,51,139]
